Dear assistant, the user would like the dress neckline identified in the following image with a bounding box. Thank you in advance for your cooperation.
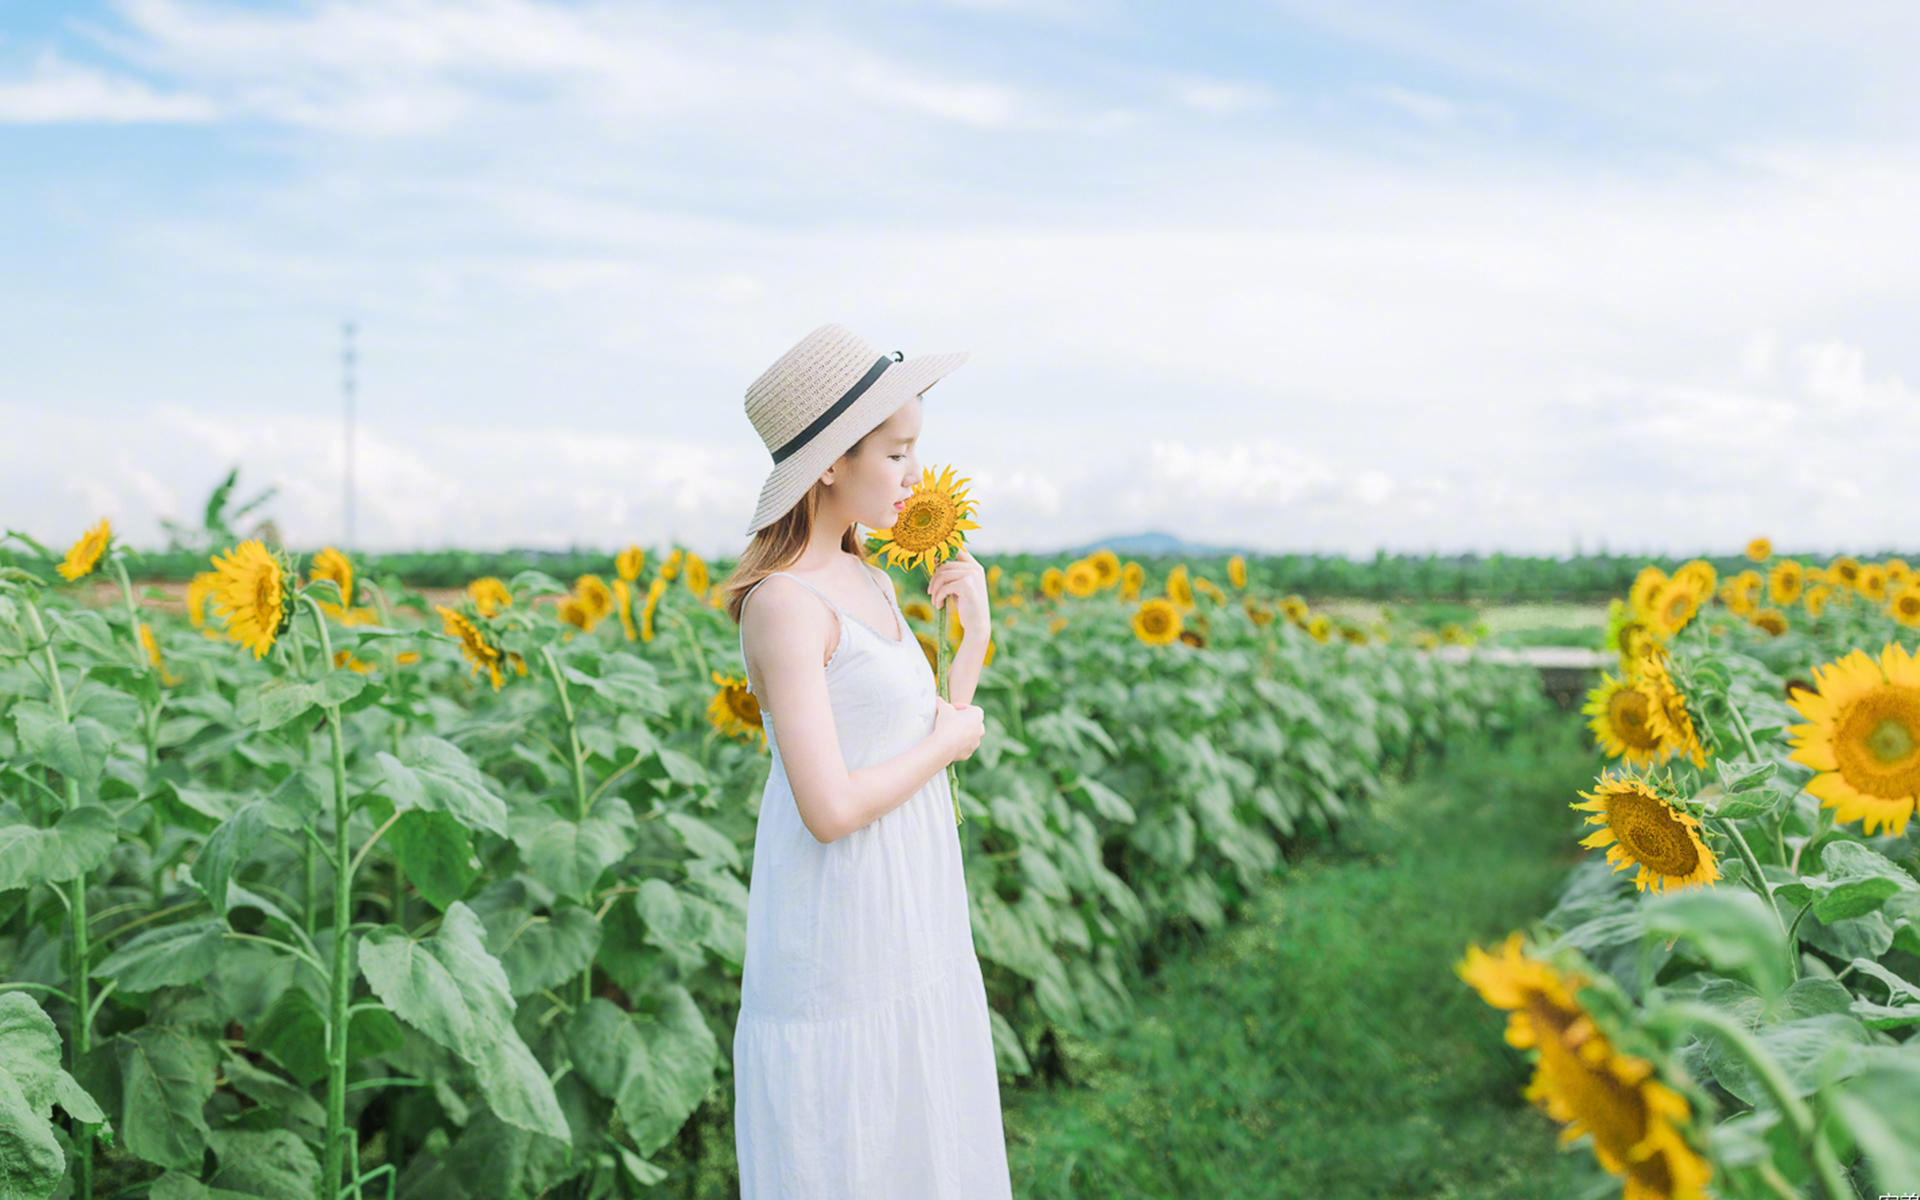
[774,566,906,645]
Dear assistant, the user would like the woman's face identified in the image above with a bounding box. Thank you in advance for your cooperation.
[827,393,923,531]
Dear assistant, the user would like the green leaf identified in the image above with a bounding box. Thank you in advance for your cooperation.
[509,795,636,902]
[0,805,117,891]
[359,903,569,1141]
[113,1025,216,1170]
[0,991,105,1124]
[193,801,271,915]
[11,699,111,792]
[93,921,228,992]
[1714,756,1777,795]
[484,904,603,997]
[1829,1051,1920,1195]
[0,1068,64,1200]
[251,672,366,732]
[1694,1012,1870,1108]
[205,1127,320,1198]
[563,990,718,1158]
[387,809,480,911]
[148,1173,258,1200]
[375,735,509,837]
[46,608,122,662]
[1068,775,1136,824]
[662,811,739,870]
[1641,887,1790,1000]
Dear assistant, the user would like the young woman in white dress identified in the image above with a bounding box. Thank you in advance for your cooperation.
[720,323,1014,1198]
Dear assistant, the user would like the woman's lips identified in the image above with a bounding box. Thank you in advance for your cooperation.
[893,501,906,510]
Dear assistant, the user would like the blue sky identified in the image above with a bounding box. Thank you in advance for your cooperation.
[4,0,1918,562]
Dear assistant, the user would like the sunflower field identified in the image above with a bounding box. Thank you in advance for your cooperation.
[2,516,1550,1200]
[1459,540,1920,1199]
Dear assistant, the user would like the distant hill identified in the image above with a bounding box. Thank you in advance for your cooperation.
[1057,531,1247,558]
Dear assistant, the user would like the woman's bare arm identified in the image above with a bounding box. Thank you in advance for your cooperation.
[745,576,954,843]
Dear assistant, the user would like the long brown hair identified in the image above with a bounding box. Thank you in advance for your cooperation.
[719,437,873,627]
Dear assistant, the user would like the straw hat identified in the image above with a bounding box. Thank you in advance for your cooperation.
[742,323,969,538]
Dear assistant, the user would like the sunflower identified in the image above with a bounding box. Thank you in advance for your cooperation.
[1246,600,1274,627]
[57,518,113,581]
[1194,577,1228,604]
[436,603,509,690]
[332,648,376,674]
[1040,568,1064,598]
[661,547,683,582]
[186,570,220,634]
[1088,550,1121,589]
[685,553,709,598]
[138,622,185,687]
[1768,560,1804,607]
[1674,559,1717,597]
[1440,622,1470,646]
[616,579,638,640]
[1120,561,1144,598]
[1456,933,1713,1200]
[1858,564,1889,605]
[868,464,979,574]
[1049,615,1069,635]
[1583,672,1667,766]
[394,650,422,667]
[915,630,938,673]
[1413,630,1439,649]
[1645,580,1702,642]
[310,546,355,612]
[1630,648,1710,769]
[615,545,645,583]
[1132,597,1182,646]
[640,576,666,642]
[1745,536,1771,562]
[1889,585,1920,629]
[1628,566,1668,623]
[574,574,615,620]
[1783,641,1920,836]
[1178,628,1207,648]
[1338,624,1368,645]
[1888,558,1913,586]
[1280,595,1310,626]
[1828,555,1861,590]
[558,595,596,632]
[209,540,298,659]
[986,563,1003,593]
[707,670,764,745]
[1804,584,1830,620]
[1307,614,1333,643]
[904,599,934,623]
[1572,771,1719,892]
[1064,560,1099,598]
[468,577,512,618]
[1227,555,1246,589]
[1751,608,1789,637]
[1166,564,1195,609]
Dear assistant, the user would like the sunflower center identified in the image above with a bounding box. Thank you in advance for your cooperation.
[1607,689,1663,750]
[1835,688,1920,797]
[1608,793,1701,877]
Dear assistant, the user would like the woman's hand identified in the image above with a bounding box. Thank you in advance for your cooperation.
[929,547,990,640]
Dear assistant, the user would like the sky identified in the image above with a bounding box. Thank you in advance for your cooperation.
[3,0,1918,563]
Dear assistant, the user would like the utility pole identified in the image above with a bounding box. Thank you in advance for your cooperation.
[342,321,356,549]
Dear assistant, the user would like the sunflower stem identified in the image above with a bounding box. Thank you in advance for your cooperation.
[109,557,149,676]
[1713,816,1796,983]
[21,599,95,1200]
[1650,1002,1858,1200]
[301,594,357,1200]
[539,643,595,1010]
[934,593,963,828]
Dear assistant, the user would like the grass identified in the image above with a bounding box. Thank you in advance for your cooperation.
[997,711,1623,1199]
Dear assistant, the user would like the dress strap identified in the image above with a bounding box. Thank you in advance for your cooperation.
[737,571,846,697]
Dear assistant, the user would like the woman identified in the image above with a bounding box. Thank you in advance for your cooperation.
[719,322,1013,1197]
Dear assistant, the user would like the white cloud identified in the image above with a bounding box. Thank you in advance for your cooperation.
[1173,77,1279,115]
[0,51,214,123]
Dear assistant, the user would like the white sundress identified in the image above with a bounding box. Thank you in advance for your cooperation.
[732,565,1013,1199]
